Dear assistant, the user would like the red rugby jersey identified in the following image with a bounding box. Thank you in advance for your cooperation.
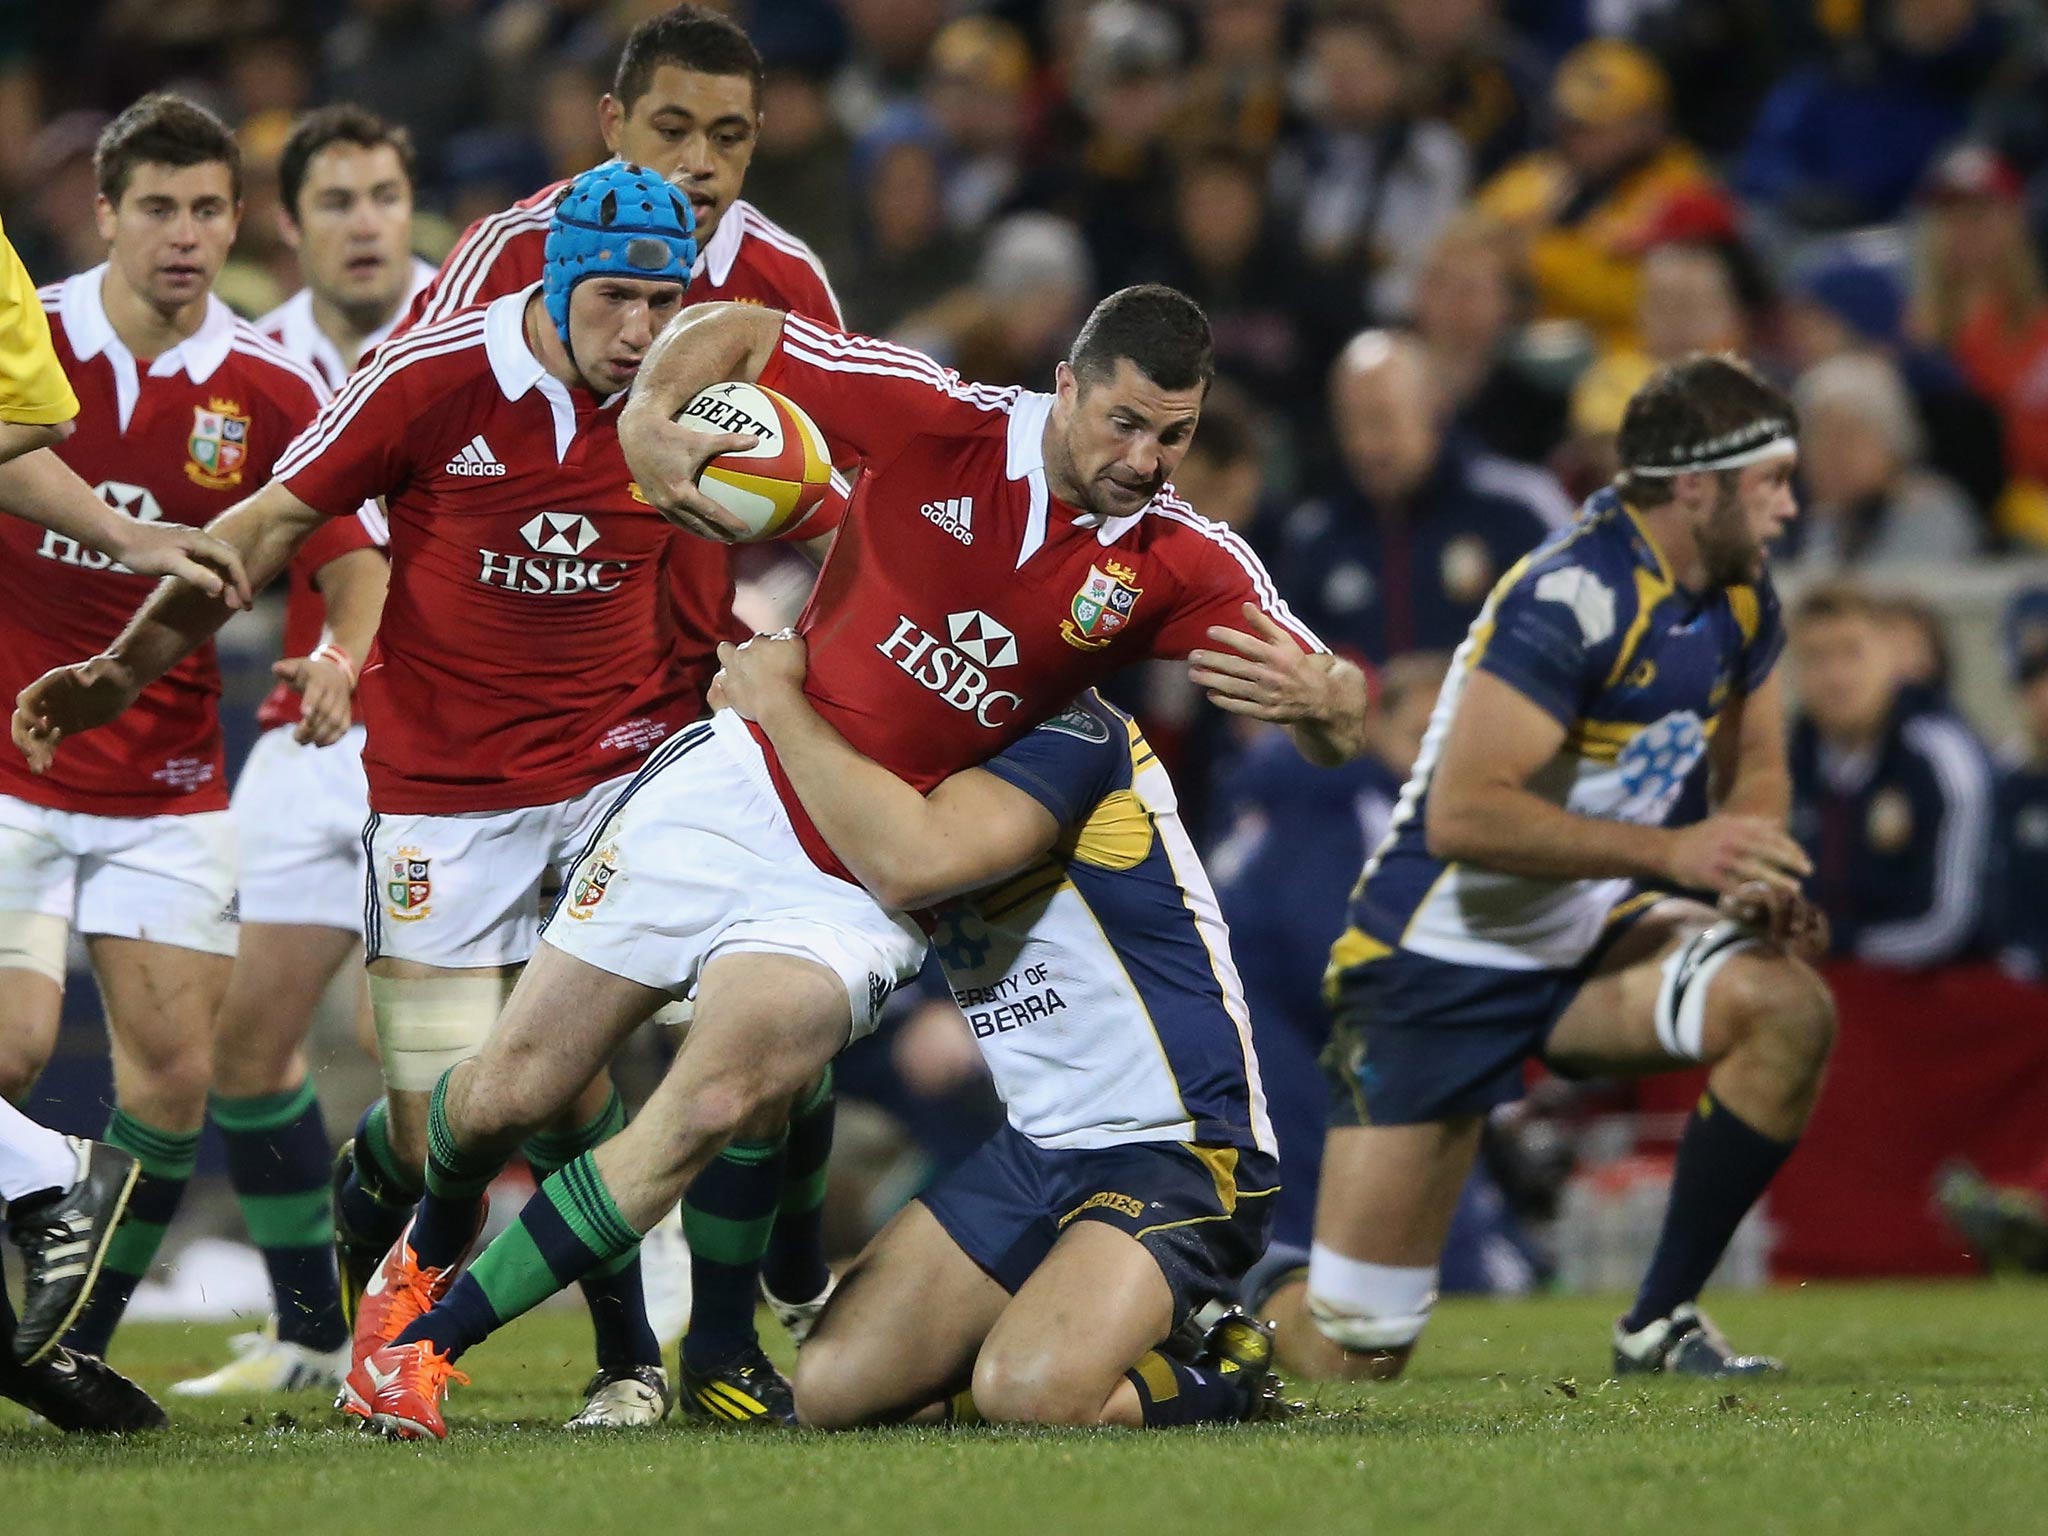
[753,314,1325,879]
[0,270,326,816]
[275,287,697,815]
[250,268,428,731]
[398,191,844,704]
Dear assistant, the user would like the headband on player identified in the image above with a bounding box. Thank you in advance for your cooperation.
[542,161,697,348]
[1626,417,1797,477]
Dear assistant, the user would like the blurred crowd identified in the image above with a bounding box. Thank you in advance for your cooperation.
[7,0,2048,1255]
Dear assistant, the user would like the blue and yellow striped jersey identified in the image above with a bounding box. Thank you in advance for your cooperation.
[929,691,1275,1154]
[1339,487,1784,973]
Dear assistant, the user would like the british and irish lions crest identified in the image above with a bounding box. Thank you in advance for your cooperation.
[385,848,431,922]
[185,397,250,490]
[566,845,619,920]
[1060,559,1143,652]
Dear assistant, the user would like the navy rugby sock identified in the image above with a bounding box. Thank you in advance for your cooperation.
[214,1082,348,1351]
[682,1133,786,1371]
[64,1110,198,1358]
[1623,1090,1794,1332]
[762,1068,835,1305]
[336,1098,422,1259]
[1123,1350,1248,1427]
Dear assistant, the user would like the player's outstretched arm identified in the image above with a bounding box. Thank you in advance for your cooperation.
[275,545,389,747]
[12,480,326,770]
[0,443,253,604]
[714,634,1060,909]
[1426,669,1812,896]
[619,301,789,541]
[1189,604,1372,766]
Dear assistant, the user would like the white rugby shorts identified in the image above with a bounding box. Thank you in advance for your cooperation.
[362,771,636,967]
[0,794,238,957]
[233,723,371,933]
[542,710,926,1042]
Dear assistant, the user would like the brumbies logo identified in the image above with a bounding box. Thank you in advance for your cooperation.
[186,398,250,489]
[567,844,618,920]
[385,847,431,921]
[1061,560,1142,651]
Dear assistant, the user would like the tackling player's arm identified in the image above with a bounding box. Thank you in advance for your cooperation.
[276,544,388,747]
[0,448,253,600]
[1425,667,1811,895]
[713,633,1060,910]
[11,480,329,768]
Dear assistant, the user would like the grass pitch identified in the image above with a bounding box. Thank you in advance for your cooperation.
[3,1283,2041,1536]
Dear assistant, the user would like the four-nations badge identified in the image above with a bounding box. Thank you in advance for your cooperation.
[1060,559,1143,651]
[185,398,250,489]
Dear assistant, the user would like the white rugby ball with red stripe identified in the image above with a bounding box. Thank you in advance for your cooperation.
[678,381,832,542]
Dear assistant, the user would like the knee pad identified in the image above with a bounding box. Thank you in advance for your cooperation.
[368,972,515,1093]
[1653,920,1760,1063]
[1306,1243,1437,1352]
[0,910,68,986]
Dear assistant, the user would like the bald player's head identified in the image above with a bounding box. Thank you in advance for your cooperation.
[1330,329,1445,507]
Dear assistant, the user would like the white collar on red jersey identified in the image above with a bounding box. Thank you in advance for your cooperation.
[484,283,622,463]
[255,256,435,391]
[1004,388,1148,567]
[60,265,238,432]
[694,199,750,287]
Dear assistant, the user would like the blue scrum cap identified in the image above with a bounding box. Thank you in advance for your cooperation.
[542,161,697,346]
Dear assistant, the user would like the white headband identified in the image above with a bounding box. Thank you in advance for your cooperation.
[1627,433,1797,477]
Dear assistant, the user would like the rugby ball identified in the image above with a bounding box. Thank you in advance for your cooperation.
[676,381,832,542]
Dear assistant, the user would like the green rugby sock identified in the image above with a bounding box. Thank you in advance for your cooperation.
[63,1109,199,1358]
[214,1081,347,1351]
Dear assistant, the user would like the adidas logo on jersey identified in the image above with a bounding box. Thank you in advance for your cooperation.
[920,496,974,544]
[446,435,508,477]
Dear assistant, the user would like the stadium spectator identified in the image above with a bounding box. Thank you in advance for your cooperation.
[898,211,1092,387]
[1475,38,1718,348]
[744,54,858,281]
[830,0,949,135]
[1271,4,1470,323]
[876,15,1031,237]
[841,129,975,337]
[7,113,112,283]
[1788,582,1994,971]
[1020,0,1184,294]
[318,0,490,191]
[1783,240,2008,517]
[1273,329,1569,667]
[1875,592,1957,697]
[1990,587,2048,982]
[1133,144,1362,442]
[1788,352,1983,570]
[1737,0,2031,233]
[1407,211,1567,468]
[1384,0,1545,181]
[1177,0,1293,162]
[1911,145,2048,547]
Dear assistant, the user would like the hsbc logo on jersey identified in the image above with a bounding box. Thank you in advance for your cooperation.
[876,611,1024,728]
[475,513,626,595]
[37,482,164,571]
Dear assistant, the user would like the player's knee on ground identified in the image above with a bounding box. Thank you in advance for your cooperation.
[970,1336,1116,1427]
[791,1337,889,1430]
[1305,1244,1437,1381]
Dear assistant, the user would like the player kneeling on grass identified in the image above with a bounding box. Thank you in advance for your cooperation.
[713,637,1285,1428]
[1272,354,1836,1384]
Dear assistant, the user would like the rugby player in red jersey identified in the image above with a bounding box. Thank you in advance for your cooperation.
[322,286,1373,1440]
[12,161,773,1429]
[0,95,330,1364]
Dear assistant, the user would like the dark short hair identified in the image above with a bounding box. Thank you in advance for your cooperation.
[614,5,763,110]
[1069,284,1215,393]
[1616,352,1794,508]
[278,104,416,223]
[94,93,241,205]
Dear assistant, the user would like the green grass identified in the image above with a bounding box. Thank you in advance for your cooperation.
[5,1284,2044,1536]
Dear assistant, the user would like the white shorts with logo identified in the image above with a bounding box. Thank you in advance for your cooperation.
[543,710,927,1042]
[0,794,239,956]
[363,771,636,968]
[234,723,371,933]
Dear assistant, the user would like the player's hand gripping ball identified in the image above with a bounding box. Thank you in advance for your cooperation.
[676,381,832,542]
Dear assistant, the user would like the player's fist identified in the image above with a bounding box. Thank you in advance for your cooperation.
[11,655,142,772]
[711,631,808,722]
[617,396,759,543]
[1661,813,1812,897]
[274,655,353,747]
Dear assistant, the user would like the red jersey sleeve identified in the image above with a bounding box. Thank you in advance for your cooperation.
[274,352,415,517]
[297,501,383,571]
[1145,494,1328,660]
[760,313,1015,473]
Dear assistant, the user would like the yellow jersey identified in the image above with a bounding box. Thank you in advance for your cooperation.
[0,217,78,425]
